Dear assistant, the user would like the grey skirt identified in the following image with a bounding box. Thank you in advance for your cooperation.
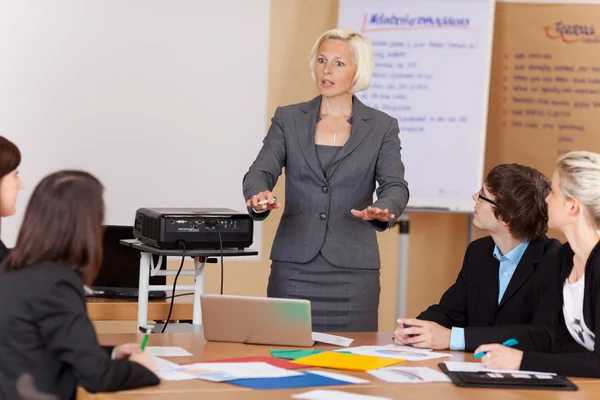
[267,253,380,333]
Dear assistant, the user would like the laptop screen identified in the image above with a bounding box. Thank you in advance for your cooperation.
[92,225,166,288]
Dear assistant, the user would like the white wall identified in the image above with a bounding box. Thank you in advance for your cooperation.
[0,0,271,250]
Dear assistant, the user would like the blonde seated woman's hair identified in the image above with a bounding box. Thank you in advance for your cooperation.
[556,151,600,232]
[309,29,375,93]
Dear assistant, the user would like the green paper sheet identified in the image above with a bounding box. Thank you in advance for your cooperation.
[270,349,351,360]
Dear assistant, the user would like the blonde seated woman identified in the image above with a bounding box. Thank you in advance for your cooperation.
[476,151,600,377]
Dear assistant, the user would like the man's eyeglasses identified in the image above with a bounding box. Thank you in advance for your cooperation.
[478,189,500,207]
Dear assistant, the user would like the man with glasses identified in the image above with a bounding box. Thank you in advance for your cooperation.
[394,164,562,351]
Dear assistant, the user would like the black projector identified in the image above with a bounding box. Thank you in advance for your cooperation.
[133,208,253,250]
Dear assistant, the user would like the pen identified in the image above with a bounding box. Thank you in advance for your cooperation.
[141,330,151,351]
[257,196,277,205]
[392,324,411,341]
[474,338,518,359]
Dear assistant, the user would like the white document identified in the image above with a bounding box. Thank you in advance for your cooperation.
[158,370,197,381]
[368,366,450,383]
[342,345,434,354]
[145,346,193,357]
[308,370,370,384]
[337,345,451,361]
[153,357,180,370]
[154,357,195,381]
[172,361,303,382]
[443,361,556,376]
[292,390,392,400]
[385,344,433,352]
[312,332,354,347]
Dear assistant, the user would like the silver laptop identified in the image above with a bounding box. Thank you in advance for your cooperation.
[201,294,314,347]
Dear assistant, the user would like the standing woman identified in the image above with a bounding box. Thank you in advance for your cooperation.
[475,151,600,377]
[0,136,24,262]
[243,29,409,332]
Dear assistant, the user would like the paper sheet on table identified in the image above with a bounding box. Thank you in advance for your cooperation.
[271,349,327,360]
[312,332,354,347]
[385,344,433,352]
[145,346,192,357]
[336,345,451,361]
[154,357,179,370]
[292,389,392,400]
[154,357,194,381]
[308,370,370,384]
[291,352,401,371]
[203,355,309,370]
[158,370,196,381]
[226,372,354,390]
[443,361,556,376]
[338,345,434,354]
[172,361,303,382]
[368,366,450,383]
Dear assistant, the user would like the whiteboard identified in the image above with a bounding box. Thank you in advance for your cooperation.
[0,0,270,251]
[339,0,495,212]
[500,0,600,3]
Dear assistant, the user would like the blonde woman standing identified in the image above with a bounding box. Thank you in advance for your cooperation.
[243,29,409,332]
[476,151,600,377]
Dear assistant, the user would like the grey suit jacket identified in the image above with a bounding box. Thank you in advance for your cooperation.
[243,95,409,269]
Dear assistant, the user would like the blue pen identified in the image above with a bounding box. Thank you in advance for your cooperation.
[392,323,411,341]
[474,338,519,359]
[402,323,418,338]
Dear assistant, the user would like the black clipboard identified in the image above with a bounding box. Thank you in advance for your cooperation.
[438,363,578,391]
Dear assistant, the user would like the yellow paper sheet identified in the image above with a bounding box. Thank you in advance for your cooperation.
[291,351,403,371]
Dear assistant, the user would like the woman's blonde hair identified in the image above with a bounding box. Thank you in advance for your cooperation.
[557,151,600,230]
[309,29,374,93]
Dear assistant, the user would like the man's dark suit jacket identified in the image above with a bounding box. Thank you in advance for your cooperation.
[417,235,562,351]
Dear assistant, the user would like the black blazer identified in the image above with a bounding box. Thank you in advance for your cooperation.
[0,263,159,399]
[0,240,9,264]
[515,241,600,377]
[417,236,562,351]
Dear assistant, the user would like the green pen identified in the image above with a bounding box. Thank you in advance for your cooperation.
[140,330,151,351]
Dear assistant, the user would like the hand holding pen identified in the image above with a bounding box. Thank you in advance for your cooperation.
[247,190,281,212]
[474,339,523,370]
[126,329,159,375]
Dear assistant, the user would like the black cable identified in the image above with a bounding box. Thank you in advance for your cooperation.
[169,292,194,299]
[216,230,224,295]
[162,241,186,333]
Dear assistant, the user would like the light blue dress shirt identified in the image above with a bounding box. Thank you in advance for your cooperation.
[449,240,530,350]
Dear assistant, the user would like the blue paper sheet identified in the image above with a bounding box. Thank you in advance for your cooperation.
[225,371,351,390]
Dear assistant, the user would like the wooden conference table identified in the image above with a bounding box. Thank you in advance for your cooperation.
[87,296,193,323]
[77,332,600,399]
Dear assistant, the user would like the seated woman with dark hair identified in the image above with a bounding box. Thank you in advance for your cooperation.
[0,170,159,400]
[0,136,24,262]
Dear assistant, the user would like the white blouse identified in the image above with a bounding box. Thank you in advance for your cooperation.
[563,276,595,351]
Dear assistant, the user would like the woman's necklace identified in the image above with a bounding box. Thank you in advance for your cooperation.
[320,116,350,144]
